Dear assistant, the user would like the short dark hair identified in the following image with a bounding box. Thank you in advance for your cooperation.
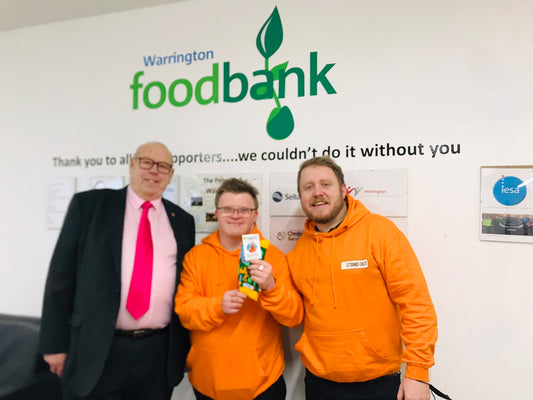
[215,178,259,209]
[297,156,345,192]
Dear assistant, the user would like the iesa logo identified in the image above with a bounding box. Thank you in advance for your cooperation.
[493,176,527,206]
[129,7,337,140]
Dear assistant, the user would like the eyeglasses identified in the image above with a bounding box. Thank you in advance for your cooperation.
[134,157,173,174]
[216,207,257,216]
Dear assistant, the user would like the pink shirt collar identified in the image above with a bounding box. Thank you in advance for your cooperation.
[127,186,163,211]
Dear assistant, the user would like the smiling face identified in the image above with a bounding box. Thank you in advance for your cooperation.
[215,192,258,248]
[298,165,348,231]
[129,142,174,201]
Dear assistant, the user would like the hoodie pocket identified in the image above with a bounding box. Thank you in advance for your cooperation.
[297,329,389,381]
[187,345,267,400]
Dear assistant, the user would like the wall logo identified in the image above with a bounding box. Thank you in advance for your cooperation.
[346,185,363,198]
[271,190,300,202]
[129,7,336,141]
[272,191,283,203]
[276,230,303,242]
[493,176,527,206]
[257,7,292,140]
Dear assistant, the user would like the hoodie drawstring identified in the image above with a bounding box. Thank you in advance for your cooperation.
[311,232,339,309]
[310,234,319,305]
[329,233,338,309]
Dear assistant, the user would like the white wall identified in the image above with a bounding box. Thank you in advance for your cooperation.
[2,0,533,398]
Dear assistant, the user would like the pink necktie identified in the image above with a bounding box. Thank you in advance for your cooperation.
[126,201,153,320]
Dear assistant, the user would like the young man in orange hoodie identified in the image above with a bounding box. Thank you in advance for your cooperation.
[175,178,303,400]
[287,157,438,400]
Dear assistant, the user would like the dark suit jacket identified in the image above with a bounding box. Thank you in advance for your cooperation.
[38,187,195,397]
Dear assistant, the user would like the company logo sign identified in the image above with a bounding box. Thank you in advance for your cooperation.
[493,176,527,206]
[272,191,283,203]
[276,230,303,242]
[346,185,363,198]
[129,7,336,140]
[271,191,300,202]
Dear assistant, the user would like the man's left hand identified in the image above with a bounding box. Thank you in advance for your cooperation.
[248,259,275,291]
[397,377,430,400]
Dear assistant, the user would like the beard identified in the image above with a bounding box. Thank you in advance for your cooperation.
[306,193,346,225]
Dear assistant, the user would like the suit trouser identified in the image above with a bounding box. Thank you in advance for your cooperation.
[304,369,400,400]
[63,328,172,400]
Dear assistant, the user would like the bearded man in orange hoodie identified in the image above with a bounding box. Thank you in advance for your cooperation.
[175,178,303,400]
[288,157,438,400]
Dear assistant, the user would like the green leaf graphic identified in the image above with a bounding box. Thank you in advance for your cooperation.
[254,86,268,98]
[256,7,283,59]
[270,61,289,81]
[266,106,294,140]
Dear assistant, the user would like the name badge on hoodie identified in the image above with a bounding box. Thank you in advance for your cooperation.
[341,260,368,270]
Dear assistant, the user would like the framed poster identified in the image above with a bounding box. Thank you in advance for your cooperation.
[480,166,533,243]
[46,177,76,230]
[179,173,261,233]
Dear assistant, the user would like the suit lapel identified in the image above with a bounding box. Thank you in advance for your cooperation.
[163,199,180,242]
[108,188,127,278]
[162,200,184,286]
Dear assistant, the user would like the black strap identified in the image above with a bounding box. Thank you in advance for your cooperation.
[429,383,453,400]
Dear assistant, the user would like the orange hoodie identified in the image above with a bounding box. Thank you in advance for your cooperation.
[175,227,303,400]
[287,196,437,383]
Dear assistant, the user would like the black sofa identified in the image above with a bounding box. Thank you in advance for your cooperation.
[0,314,61,400]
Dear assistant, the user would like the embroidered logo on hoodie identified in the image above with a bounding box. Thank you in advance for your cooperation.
[341,260,368,270]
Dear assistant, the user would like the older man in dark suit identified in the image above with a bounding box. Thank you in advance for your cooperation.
[39,142,195,400]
